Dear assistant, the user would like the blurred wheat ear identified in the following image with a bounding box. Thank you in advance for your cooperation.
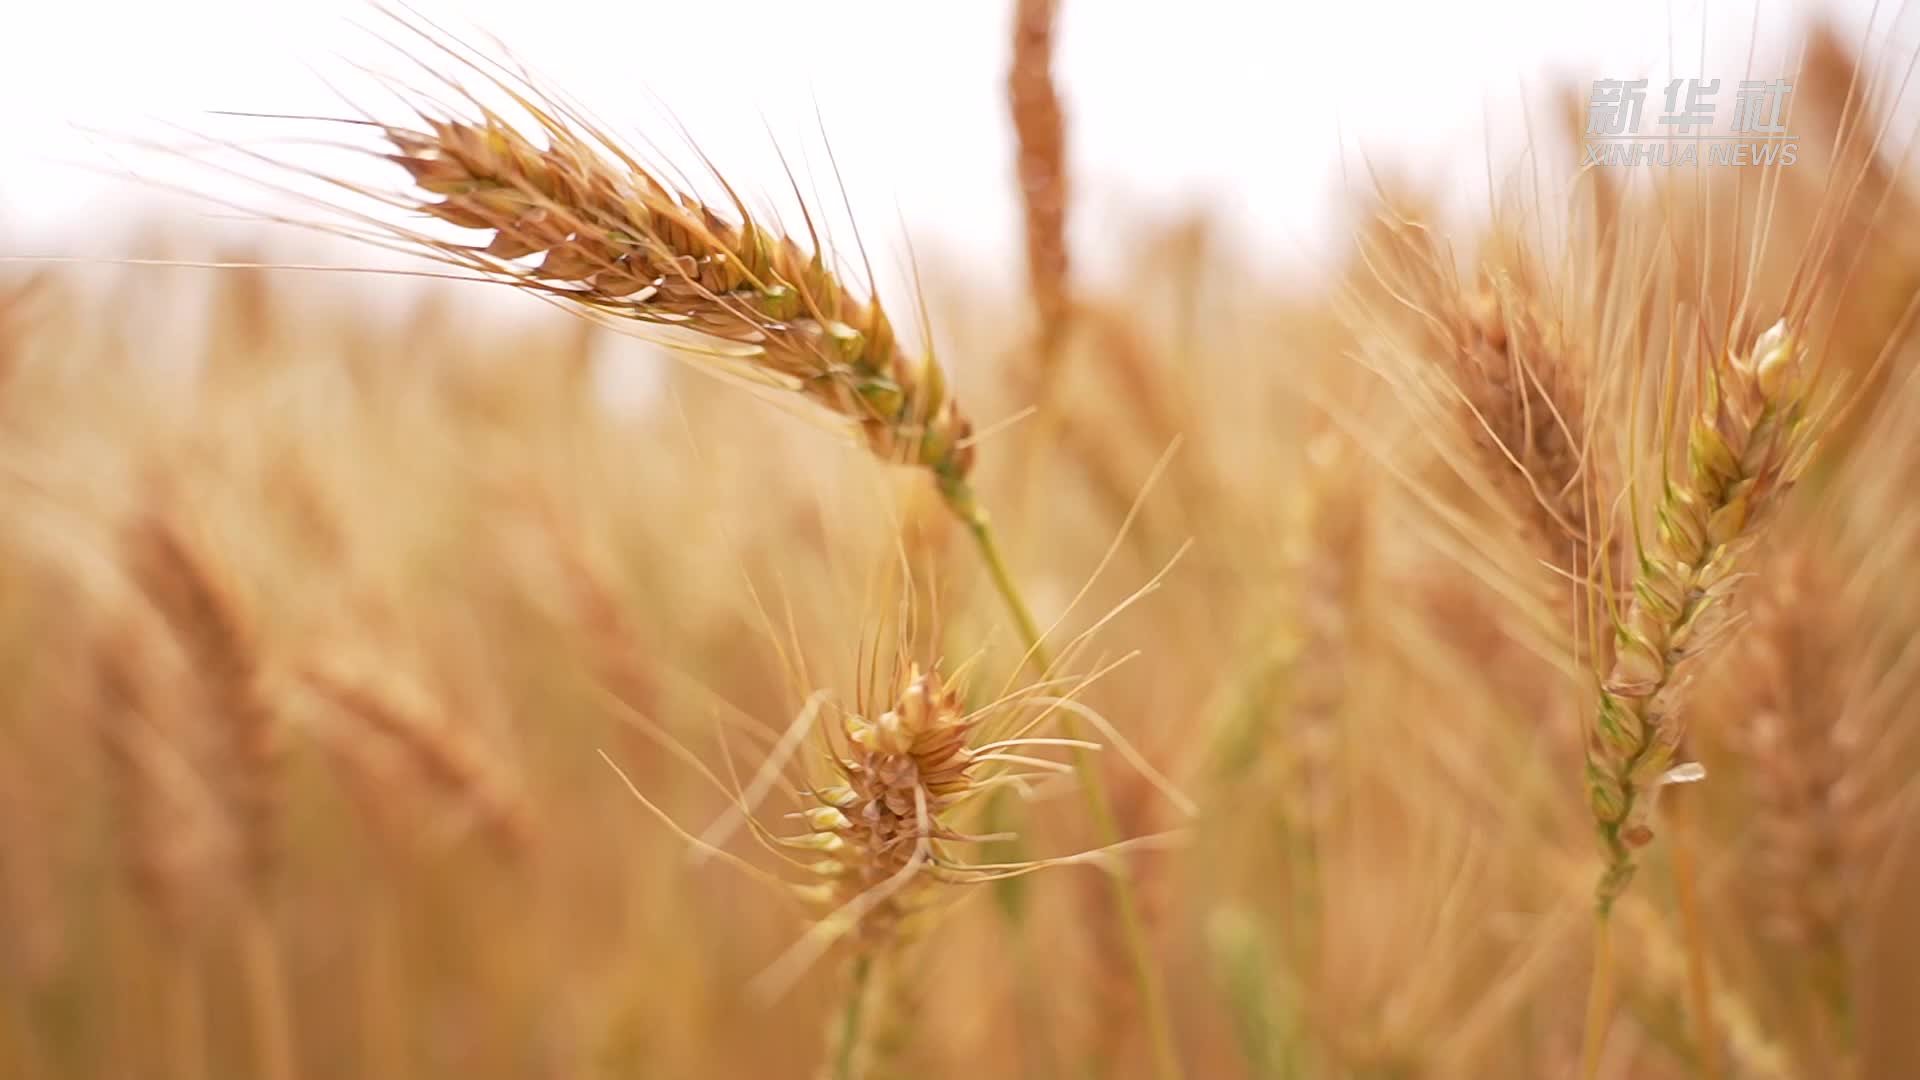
[1009,0,1071,382]
[122,495,300,1080]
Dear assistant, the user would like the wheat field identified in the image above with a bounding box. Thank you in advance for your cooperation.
[2,6,1918,1079]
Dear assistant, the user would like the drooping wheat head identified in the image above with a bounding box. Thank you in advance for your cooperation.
[338,66,974,497]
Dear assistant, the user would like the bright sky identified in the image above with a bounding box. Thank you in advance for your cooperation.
[0,0,1898,290]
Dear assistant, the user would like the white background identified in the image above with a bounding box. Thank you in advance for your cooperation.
[0,0,1899,288]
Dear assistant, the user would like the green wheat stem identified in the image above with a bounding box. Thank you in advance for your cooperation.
[1579,912,1616,1080]
[834,954,874,1080]
[944,480,1185,1080]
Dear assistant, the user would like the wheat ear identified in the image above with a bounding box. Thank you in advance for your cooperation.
[1586,320,1818,909]
[1355,209,1600,591]
[720,660,1050,1076]
[806,666,970,1078]
[372,105,973,491]
[123,504,299,1080]
[91,621,221,1080]
[1008,0,1071,375]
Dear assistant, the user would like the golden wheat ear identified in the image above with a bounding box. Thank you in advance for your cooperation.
[739,659,1112,993]
[240,17,978,501]
[598,611,1163,1076]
